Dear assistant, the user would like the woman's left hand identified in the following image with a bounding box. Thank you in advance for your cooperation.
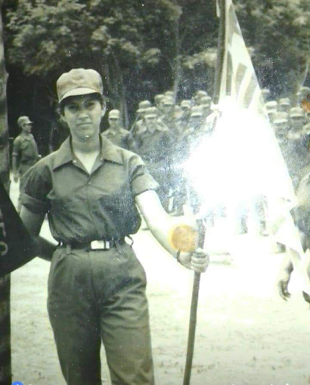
[178,248,209,273]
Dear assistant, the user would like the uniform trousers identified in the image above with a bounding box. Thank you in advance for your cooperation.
[47,241,154,385]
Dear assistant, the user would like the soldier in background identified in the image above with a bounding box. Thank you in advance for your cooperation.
[173,105,183,127]
[273,112,289,150]
[188,106,205,146]
[171,104,206,216]
[277,98,291,114]
[193,90,208,106]
[200,96,212,120]
[289,107,307,133]
[130,100,152,136]
[135,107,172,210]
[278,87,310,301]
[160,96,176,128]
[283,108,310,190]
[265,100,278,125]
[102,109,136,151]
[12,116,41,213]
[146,106,168,132]
[164,90,175,98]
[179,100,192,130]
[261,88,271,102]
[154,94,165,115]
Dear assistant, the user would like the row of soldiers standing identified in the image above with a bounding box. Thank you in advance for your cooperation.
[12,89,212,219]
[16,85,310,223]
[102,89,213,214]
[265,87,310,191]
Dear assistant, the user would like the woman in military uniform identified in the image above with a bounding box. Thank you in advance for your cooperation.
[20,68,208,385]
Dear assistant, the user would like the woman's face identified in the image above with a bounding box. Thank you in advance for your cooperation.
[62,94,104,143]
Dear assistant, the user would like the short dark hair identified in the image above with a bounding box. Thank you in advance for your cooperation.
[58,92,105,116]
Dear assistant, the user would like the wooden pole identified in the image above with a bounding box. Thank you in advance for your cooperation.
[0,1,12,384]
[182,1,226,384]
[182,271,201,385]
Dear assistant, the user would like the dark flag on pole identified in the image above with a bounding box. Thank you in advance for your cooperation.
[0,178,36,278]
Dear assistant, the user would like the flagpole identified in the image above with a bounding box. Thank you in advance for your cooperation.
[182,3,226,385]
[213,0,226,105]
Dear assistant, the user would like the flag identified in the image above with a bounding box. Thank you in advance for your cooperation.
[219,0,265,114]
[0,179,36,277]
[215,0,309,290]
[191,0,295,205]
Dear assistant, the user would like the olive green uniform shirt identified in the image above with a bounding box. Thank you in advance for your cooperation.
[102,127,136,151]
[12,133,39,175]
[21,135,158,244]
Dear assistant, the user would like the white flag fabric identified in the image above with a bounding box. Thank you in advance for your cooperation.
[218,0,308,276]
[188,0,306,263]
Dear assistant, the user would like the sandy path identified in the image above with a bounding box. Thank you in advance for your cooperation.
[9,180,310,385]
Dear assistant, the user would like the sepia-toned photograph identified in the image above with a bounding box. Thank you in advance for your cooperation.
[1,0,310,384]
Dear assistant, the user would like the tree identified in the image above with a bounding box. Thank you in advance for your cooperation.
[6,0,180,125]
[234,0,310,97]
[4,0,310,135]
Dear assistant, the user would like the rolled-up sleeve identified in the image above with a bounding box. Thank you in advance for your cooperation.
[21,161,51,214]
[129,154,159,197]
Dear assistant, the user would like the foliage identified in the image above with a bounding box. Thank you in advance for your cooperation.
[5,0,217,97]
[3,0,310,127]
[234,0,310,95]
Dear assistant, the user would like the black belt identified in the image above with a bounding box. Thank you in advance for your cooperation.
[59,239,123,251]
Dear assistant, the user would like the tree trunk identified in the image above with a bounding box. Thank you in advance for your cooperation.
[172,16,182,99]
[112,54,129,129]
[0,3,12,385]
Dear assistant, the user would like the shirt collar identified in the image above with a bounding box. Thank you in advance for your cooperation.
[20,133,32,141]
[53,134,123,170]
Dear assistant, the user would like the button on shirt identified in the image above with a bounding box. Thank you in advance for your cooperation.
[21,135,158,244]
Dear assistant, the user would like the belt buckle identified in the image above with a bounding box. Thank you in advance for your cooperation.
[90,240,110,250]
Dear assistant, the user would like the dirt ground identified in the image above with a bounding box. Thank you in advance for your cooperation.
[9,180,310,385]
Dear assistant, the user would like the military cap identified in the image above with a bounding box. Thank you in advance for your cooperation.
[200,96,212,105]
[174,105,183,119]
[289,107,304,118]
[108,109,120,119]
[273,111,289,124]
[267,110,276,119]
[180,100,192,109]
[190,106,203,117]
[265,101,277,111]
[154,94,165,103]
[137,100,152,113]
[261,88,270,98]
[17,116,33,127]
[57,68,103,103]
[195,90,208,98]
[165,91,174,97]
[267,109,276,115]
[144,107,158,118]
[278,98,291,106]
[300,86,310,94]
[163,96,174,106]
